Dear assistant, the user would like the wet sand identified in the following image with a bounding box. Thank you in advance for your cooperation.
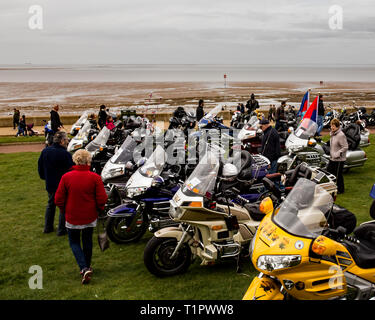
[1,81,375,117]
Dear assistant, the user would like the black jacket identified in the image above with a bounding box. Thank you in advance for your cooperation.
[246,99,259,113]
[98,110,107,128]
[196,106,204,122]
[261,126,281,162]
[318,99,325,116]
[38,143,74,193]
[50,110,62,133]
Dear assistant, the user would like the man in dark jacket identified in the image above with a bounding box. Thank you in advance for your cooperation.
[246,93,259,114]
[98,105,107,129]
[196,99,204,122]
[275,101,286,131]
[38,131,74,235]
[13,108,20,130]
[50,104,63,134]
[317,94,325,136]
[259,119,281,174]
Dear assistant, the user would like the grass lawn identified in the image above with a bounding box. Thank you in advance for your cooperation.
[0,136,46,145]
[0,135,374,300]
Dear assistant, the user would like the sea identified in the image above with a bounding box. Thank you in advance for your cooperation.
[1,64,375,82]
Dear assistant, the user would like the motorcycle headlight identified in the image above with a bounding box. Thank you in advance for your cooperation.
[257,255,301,272]
[101,163,125,181]
[126,187,147,198]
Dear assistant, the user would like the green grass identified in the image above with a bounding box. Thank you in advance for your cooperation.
[0,136,374,300]
[0,135,46,145]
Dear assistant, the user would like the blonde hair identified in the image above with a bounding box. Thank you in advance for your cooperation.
[73,149,92,166]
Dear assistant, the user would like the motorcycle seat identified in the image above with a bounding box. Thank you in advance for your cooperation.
[244,203,265,221]
[265,173,282,181]
[287,163,313,186]
[344,222,375,269]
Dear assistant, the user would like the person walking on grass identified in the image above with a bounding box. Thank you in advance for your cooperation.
[38,131,74,235]
[326,118,348,194]
[55,149,108,284]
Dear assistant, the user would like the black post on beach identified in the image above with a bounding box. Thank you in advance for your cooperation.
[224,74,227,89]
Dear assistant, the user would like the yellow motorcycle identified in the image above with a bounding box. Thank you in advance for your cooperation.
[243,178,375,300]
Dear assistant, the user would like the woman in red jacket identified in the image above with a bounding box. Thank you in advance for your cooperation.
[55,149,108,284]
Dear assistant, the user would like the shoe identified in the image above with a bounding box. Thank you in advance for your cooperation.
[57,230,67,236]
[43,228,54,234]
[81,268,93,284]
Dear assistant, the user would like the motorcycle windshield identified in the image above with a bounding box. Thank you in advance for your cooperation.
[73,111,89,126]
[85,126,111,152]
[272,178,333,239]
[182,150,220,196]
[110,136,137,164]
[139,145,167,178]
[246,116,259,128]
[205,105,222,119]
[294,118,318,140]
[74,121,91,140]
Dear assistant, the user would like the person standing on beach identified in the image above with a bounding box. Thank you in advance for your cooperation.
[196,99,204,122]
[13,108,20,130]
[275,101,286,131]
[317,94,325,136]
[50,105,64,134]
[55,149,108,284]
[246,94,259,114]
[38,131,74,235]
[98,105,107,129]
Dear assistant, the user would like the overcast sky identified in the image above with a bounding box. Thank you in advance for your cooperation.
[1,0,375,64]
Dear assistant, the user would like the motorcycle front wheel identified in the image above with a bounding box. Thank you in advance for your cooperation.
[144,237,191,277]
[106,211,148,244]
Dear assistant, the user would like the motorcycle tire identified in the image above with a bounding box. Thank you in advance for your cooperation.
[144,237,191,277]
[106,211,148,244]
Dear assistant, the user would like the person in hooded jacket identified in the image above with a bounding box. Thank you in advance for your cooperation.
[98,105,107,129]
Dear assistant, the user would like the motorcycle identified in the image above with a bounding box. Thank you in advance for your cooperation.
[277,118,367,173]
[67,120,99,153]
[105,145,182,244]
[70,111,89,136]
[143,149,274,277]
[243,178,375,300]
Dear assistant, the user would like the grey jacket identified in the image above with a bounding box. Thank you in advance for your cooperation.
[330,128,348,162]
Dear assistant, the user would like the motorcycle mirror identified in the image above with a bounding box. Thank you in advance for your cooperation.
[125,161,134,170]
[137,157,147,167]
[151,175,164,187]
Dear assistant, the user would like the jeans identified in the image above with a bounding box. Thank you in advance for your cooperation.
[269,160,278,174]
[16,126,26,136]
[317,115,324,135]
[44,192,66,234]
[67,228,94,271]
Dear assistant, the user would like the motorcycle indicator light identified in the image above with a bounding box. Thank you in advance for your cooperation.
[259,197,274,215]
[187,201,202,208]
[211,225,223,231]
[311,235,337,256]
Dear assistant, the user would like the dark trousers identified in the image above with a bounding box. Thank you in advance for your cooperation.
[67,228,94,271]
[327,160,345,194]
[44,192,66,234]
[13,119,19,129]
